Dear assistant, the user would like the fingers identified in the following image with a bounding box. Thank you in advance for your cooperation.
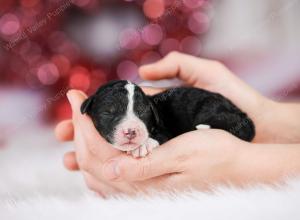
[63,151,79,171]
[83,172,120,198]
[141,87,165,95]
[102,141,185,181]
[75,150,136,196]
[139,52,227,86]
[66,90,119,160]
[55,120,74,142]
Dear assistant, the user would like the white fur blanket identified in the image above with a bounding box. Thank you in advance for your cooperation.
[1,126,300,220]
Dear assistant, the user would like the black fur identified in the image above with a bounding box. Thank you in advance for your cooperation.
[81,80,255,145]
[81,80,130,143]
[150,88,255,142]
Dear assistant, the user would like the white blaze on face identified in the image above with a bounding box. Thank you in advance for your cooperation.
[126,82,135,117]
[112,81,149,151]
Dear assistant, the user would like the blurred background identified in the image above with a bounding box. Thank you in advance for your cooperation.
[0,0,299,150]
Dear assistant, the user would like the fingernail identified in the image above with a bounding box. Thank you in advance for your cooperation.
[66,90,75,109]
[103,160,120,180]
[66,90,73,102]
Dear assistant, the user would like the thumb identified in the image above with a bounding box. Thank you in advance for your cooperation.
[66,90,87,117]
[66,90,118,159]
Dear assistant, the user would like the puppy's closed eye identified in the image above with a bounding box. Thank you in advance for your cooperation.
[101,112,113,117]
[103,106,117,114]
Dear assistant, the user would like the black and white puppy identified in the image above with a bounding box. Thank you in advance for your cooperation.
[81,80,255,157]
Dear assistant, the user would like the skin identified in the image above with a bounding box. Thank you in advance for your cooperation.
[55,52,300,197]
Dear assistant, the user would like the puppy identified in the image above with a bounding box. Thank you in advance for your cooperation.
[81,80,255,157]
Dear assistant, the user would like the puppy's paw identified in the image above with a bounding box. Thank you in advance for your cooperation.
[130,138,159,158]
[196,124,211,129]
[145,138,159,153]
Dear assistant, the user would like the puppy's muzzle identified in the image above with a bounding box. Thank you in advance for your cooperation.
[123,128,137,140]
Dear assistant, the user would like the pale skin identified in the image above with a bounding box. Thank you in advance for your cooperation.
[55,52,300,197]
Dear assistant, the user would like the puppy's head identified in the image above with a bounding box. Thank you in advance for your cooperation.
[81,80,159,151]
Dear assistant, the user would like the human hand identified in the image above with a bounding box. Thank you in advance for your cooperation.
[57,101,251,194]
[55,53,300,197]
[139,52,276,143]
[101,128,250,191]
[56,102,300,196]
[101,128,300,191]
[58,90,139,197]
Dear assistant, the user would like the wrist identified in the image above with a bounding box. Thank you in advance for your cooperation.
[232,143,300,186]
[254,100,300,143]
[252,98,278,143]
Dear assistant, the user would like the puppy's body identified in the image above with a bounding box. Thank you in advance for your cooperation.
[150,88,255,143]
[81,80,255,157]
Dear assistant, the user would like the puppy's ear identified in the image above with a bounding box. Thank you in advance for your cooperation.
[80,96,94,114]
[150,101,160,125]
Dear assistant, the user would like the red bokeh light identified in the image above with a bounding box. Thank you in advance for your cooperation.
[37,63,60,85]
[89,69,107,92]
[117,60,138,81]
[183,0,205,9]
[55,100,72,122]
[0,13,20,36]
[188,11,209,34]
[180,36,202,55]
[143,0,165,19]
[119,28,141,50]
[69,66,91,92]
[0,0,210,122]
[159,38,180,56]
[51,55,71,77]
[142,24,164,46]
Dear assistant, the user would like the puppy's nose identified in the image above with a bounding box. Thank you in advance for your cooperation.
[124,129,137,140]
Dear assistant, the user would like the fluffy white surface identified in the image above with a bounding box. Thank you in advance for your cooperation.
[1,126,300,220]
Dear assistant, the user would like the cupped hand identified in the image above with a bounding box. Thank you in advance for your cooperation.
[101,129,246,192]
[59,90,137,197]
[139,52,276,143]
[56,90,249,195]
[53,52,284,196]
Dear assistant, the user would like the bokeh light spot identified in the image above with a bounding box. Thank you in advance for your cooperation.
[37,63,60,85]
[188,11,209,34]
[0,14,20,36]
[119,28,141,50]
[69,66,91,92]
[143,0,165,19]
[117,60,138,81]
[159,38,180,56]
[51,55,71,76]
[180,36,202,55]
[55,101,72,122]
[142,24,163,46]
[90,69,107,91]
[183,0,204,9]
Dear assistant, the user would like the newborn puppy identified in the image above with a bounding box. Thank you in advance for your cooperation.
[81,80,255,157]
[81,80,160,157]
